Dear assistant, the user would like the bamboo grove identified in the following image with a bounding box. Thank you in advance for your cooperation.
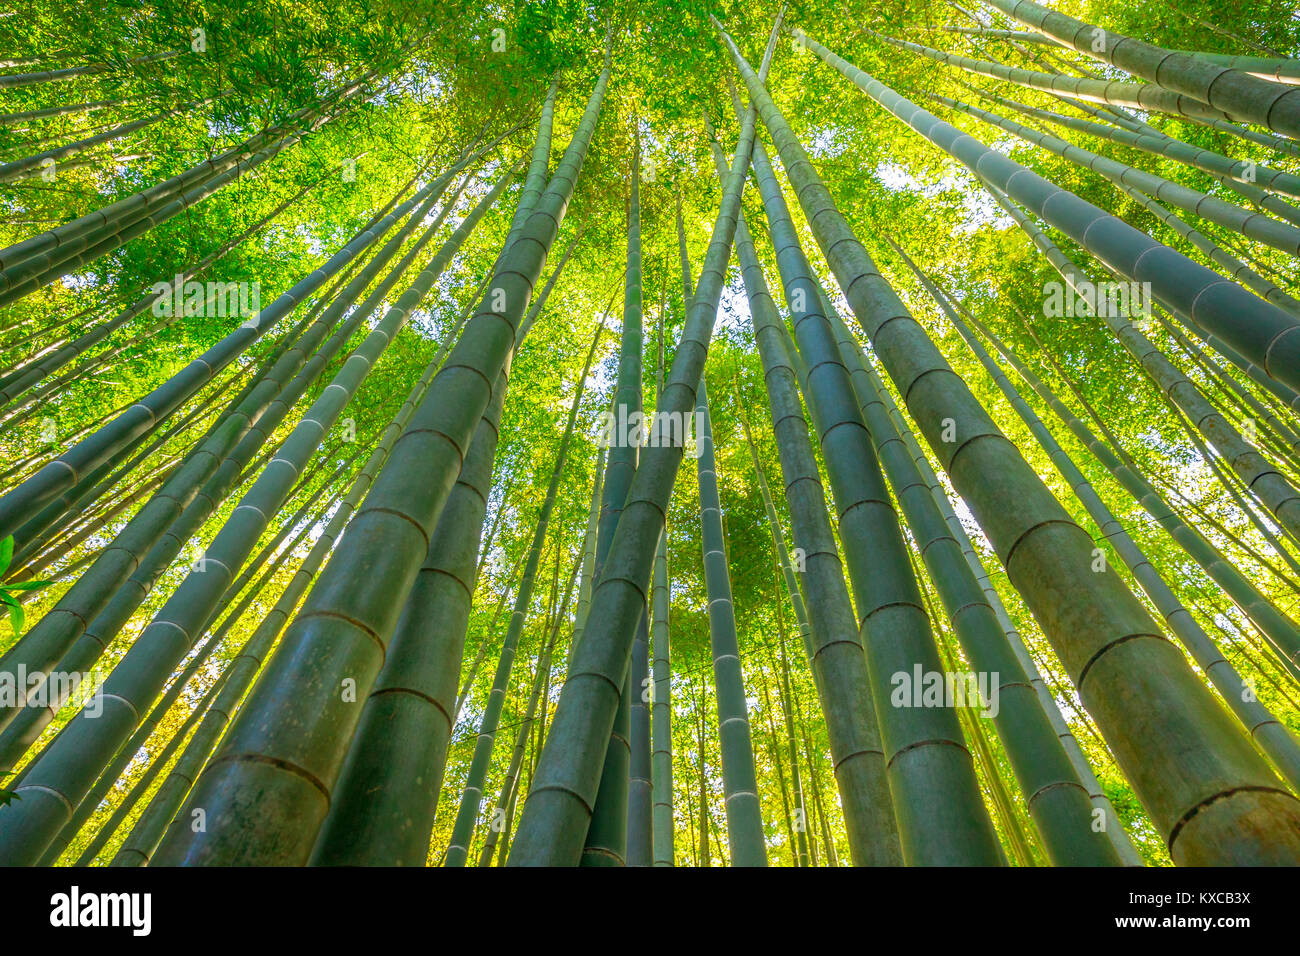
[1,0,1300,867]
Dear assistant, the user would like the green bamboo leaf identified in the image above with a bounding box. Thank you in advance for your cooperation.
[7,601,24,636]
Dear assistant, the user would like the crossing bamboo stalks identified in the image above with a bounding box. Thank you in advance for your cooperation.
[736,405,814,677]
[441,311,604,868]
[874,32,1233,124]
[0,201,392,440]
[0,153,470,752]
[49,466,351,865]
[0,157,513,865]
[978,0,1300,137]
[999,68,1299,212]
[12,464,176,584]
[508,16,771,867]
[974,86,1300,231]
[742,27,1300,864]
[765,634,808,866]
[0,92,366,303]
[0,111,142,158]
[8,382,234,580]
[914,264,1300,794]
[974,178,1300,543]
[494,549,563,862]
[517,220,587,342]
[584,131,644,869]
[0,312,80,364]
[1011,322,1300,678]
[471,467,519,586]
[1165,312,1300,417]
[754,613,803,864]
[806,34,1300,400]
[1146,350,1300,565]
[714,82,998,862]
[0,161,450,753]
[0,116,336,306]
[968,85,1300,207]
[1043,81,1300,169]
[0,429,281,785]
[0,142,472,542]
[0,76,373,273]
[7,366,249,561]
[112,284,471,868]
[933,23,1300,85]
[0,162,409,532]
[1155,312,1300,465]
[720,146,901,863]
[0,76,403,316]
[150,52,610,866]
[861,31,1300,366]
[933,91,1300,257]
[0,175,322,407]
[952,23,1276,152]
[308,82,568,868]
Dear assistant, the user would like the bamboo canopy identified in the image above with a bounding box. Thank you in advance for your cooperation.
[1,0,1299,871]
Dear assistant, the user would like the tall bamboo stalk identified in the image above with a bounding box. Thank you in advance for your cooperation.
[735,27,1300,864]
[650,262,674,867]
[507,16,773,867]
[442,317,604,868]
[149,53,612,865]
[475,558,578,867]
[111,287,473,867]
[978,0,1300,137]
[694,377,768,865]
[721,143,901,861]
[801,33,1300,402]
[583,129,645,868]
[714,76,999,862]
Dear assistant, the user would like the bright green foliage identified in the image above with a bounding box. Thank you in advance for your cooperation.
[1,0,1299,869]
